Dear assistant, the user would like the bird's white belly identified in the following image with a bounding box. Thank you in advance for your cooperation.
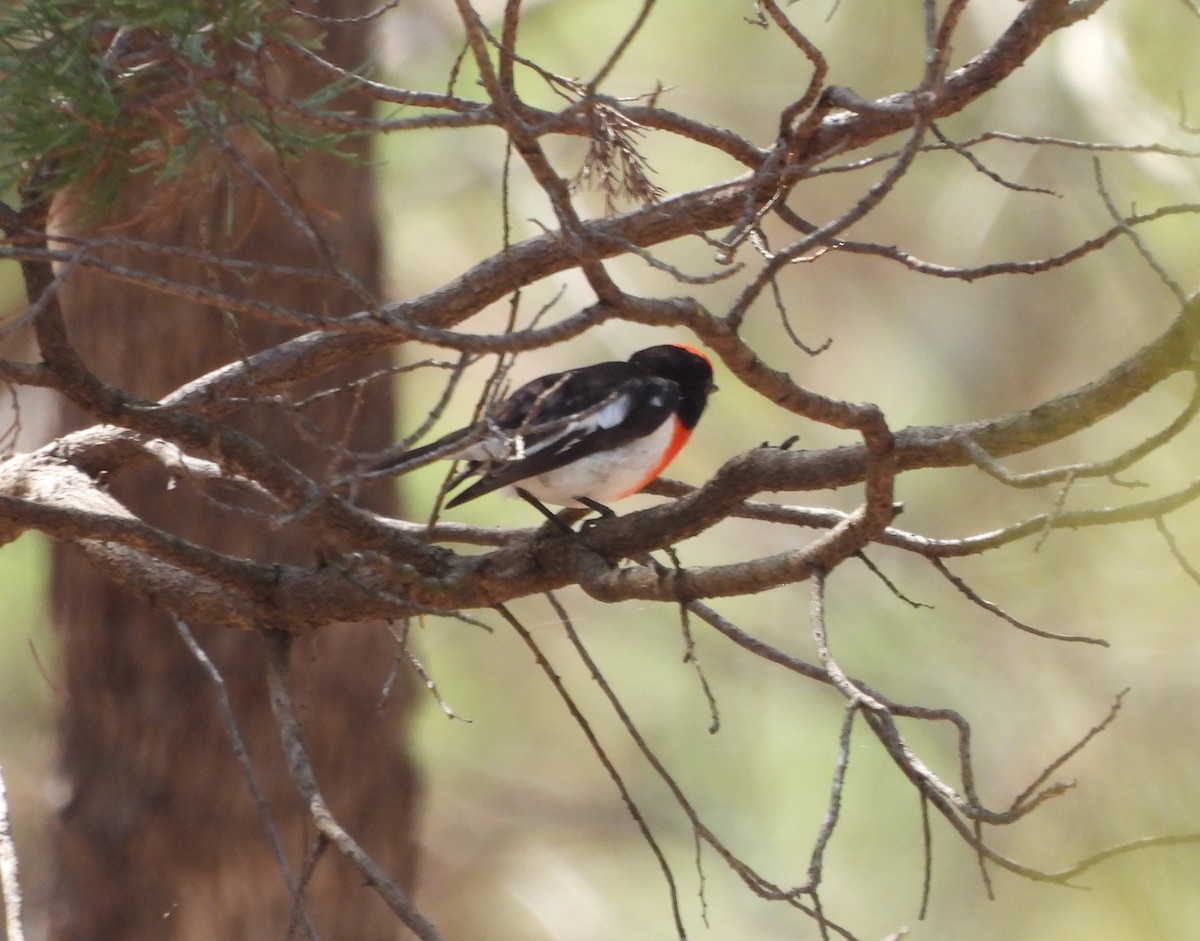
[505,419,675,508]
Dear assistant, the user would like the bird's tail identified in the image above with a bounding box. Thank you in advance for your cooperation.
[361,425,484,479]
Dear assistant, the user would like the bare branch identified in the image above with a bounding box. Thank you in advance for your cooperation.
[931,558,1109,647]
[501,598,689,941]
[264,633,445,941]
[173,618,321,941]
[5,2,1197,936]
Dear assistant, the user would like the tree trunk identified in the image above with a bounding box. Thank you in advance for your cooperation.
[44,13,420,941]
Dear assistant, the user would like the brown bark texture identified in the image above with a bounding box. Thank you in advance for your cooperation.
[42,13,420,941]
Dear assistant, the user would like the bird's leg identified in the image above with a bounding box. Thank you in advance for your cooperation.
[576,497,616,523]
[516,488,577,535]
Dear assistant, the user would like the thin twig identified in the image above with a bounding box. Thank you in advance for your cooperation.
[0,764,24,941]
[1046,832,1200,883]
[1093,157,1188,304]
[918,794,933,920]
[588,0,658,92]
[173,616,322,941]
[263,632,445,941]
[931,559,1109,647]
[501,599,689,941]
[1154,515,1200,586]
[804,702,860,892]
[855,551,933,609]
[540,596,856,934]
[1008,689,1129,814]
[810,569,885,709]
[932,123,1060,196]
[387,620,473,722]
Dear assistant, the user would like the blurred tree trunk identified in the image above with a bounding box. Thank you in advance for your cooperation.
[43,9,420,941]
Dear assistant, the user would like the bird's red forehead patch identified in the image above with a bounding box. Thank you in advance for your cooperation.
[672,343,709,363]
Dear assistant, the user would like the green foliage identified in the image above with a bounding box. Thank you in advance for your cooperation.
[0,0,351,214]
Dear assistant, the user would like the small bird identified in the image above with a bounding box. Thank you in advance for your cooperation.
[370,344,715,520]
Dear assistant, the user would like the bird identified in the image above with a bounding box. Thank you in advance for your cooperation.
[369,344,715,521]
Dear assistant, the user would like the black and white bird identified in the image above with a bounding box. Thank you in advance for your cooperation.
[370,344,715,519]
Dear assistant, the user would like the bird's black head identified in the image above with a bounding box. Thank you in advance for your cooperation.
[629,344,715,430]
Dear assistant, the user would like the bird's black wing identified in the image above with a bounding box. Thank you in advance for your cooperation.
[363,368,596,476]
[446,373,679,507]
[365,359,677,500]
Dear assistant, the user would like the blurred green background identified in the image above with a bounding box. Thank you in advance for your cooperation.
[4,1,1200,939]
